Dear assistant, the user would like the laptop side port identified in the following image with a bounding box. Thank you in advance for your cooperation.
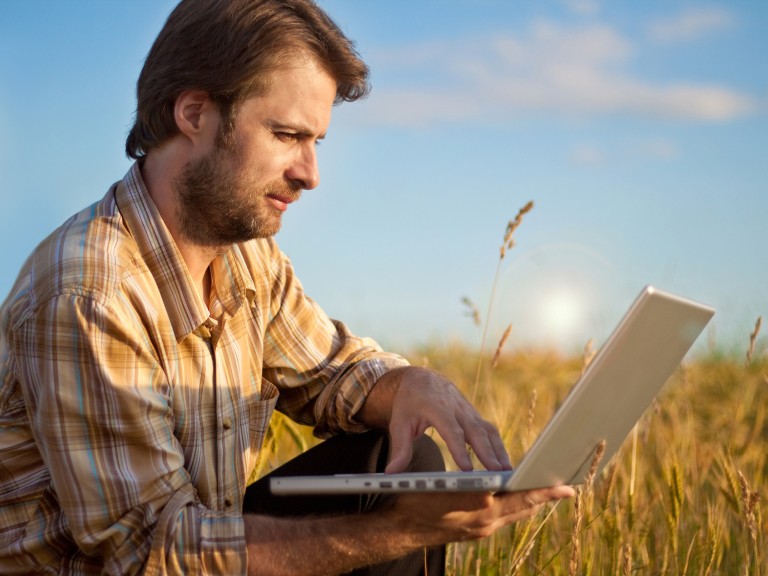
[457,478,485,489]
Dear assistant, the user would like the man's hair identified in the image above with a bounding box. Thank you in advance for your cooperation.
[125,0,370,159]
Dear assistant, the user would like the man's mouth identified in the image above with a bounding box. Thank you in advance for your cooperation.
[266,193,299,212]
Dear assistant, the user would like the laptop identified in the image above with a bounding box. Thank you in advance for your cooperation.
[270,285,714,495]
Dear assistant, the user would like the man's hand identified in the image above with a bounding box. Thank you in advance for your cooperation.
[358,366,513,473]
[390,485,576,544]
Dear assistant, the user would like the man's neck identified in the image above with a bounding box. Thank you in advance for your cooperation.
[140,151,227,305]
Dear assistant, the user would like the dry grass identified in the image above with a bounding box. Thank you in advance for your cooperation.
[471,200,535,403]
[424,344,768,575]
[255,343,767,574]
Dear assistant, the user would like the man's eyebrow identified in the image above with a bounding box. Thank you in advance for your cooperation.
[267,120,326,140]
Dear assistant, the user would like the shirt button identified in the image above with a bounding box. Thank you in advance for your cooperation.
[222,417,232,430]
[224,496,233,507]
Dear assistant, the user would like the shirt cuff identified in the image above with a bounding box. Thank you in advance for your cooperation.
[312,352,409,438]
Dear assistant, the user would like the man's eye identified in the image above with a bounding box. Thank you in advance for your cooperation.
[275,132,298,142]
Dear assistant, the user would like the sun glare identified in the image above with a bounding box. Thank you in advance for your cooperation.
[539,288,585,343]
[499,243,622,351]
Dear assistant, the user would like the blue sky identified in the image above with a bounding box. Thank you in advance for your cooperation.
[1,1,766,355]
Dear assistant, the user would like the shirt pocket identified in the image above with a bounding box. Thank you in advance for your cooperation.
[248,379,278,458]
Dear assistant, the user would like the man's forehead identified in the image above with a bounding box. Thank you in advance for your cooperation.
[240,60,336,126]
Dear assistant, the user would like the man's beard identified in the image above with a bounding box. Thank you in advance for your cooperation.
[174,145,301,247]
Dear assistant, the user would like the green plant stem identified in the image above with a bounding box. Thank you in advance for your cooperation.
[472,257,504,403]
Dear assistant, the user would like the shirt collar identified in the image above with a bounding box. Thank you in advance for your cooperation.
[115,163,256,341]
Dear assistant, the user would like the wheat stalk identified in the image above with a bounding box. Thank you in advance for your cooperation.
[737,470,760,542]
[509,502,561,575]
[747,316,762,366]
[491,324,513,370]
[627,424,639,532]
[621,543,632,576]
[585,439,607,488]
[682,535,698,576]
[446,543,456,576]
[461,296,482,328]
[702,523,718,576]
[568,491,583,576]
[665,464,683,555]
[738,474,763,576]
[721,454,742,514]
[500,201,534,260]
[508,534,537,575]
[582,338,596,375]
[600,461,618,510]
[472,201,535,402]
[568,440,606,575]
[525,388,538,450]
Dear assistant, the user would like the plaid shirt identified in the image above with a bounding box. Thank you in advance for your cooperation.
[0,164,407,575]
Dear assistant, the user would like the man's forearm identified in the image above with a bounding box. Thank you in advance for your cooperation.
[243,509,426,576]
[356,365,409,429]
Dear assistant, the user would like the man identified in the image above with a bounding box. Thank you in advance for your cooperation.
[0,0,574,574]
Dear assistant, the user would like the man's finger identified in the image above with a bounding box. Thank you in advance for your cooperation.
[385,421,415,474]
[497,485,576,519]
[437,423,474,471]
[462,420,512,471]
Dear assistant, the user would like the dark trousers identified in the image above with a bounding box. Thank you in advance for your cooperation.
[243,431,446,575]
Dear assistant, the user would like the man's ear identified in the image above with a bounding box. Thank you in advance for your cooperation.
[174,90,219,144]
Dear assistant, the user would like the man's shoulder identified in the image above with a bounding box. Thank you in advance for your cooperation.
[3,187,142,323]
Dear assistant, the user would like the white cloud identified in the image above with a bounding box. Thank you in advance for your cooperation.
[570,138,678,166]
[646,7,734,43]
[571,144,604,166]
[358,20,756,127]
[562,0,600,17]
[638,139,679,160]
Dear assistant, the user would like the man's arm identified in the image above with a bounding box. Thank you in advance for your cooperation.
[244,485,573,576]
[357,365,512,473]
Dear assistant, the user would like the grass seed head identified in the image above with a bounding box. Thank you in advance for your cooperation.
[461,296,481,327]
[491,324,513,369]
[582,338,596,375]
[500,200,534,260]
[737,470,760,542]
[622,543,632,576]
[747,315,762,366]
[586,439,607,488]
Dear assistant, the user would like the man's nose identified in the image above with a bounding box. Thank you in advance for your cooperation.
[286,144,320,190]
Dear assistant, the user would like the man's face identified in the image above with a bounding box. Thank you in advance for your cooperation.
[175,56,337,246]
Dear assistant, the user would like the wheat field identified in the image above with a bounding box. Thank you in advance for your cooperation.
[258,341,766,575]
[421,342,766,575]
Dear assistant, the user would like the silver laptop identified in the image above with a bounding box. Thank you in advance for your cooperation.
[271,286,714,495]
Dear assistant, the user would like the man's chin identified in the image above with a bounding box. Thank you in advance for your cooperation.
[179,212,284,246]
[231,220,283,243]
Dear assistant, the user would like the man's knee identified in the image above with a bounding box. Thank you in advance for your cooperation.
[407,434,445,473]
